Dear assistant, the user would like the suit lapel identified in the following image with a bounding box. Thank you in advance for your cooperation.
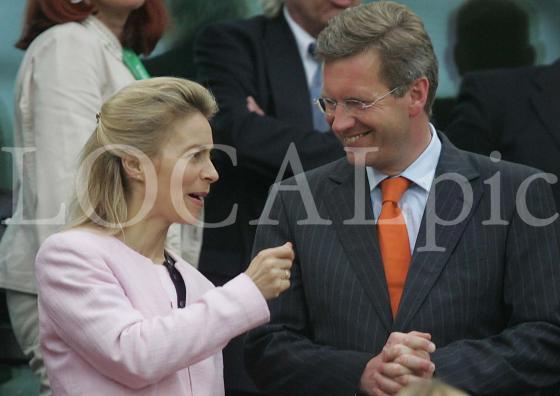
[264,13,313,129]
[529,60,560,147]
[324,160,393,331]
[394,134,482,330]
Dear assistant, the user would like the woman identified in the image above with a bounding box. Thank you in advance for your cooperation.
[0,1,166,393]
[35,77,294,395]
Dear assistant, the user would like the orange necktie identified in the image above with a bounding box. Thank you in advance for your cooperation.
[378,177,411,317]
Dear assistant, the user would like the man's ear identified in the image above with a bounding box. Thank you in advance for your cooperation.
[121,155,144,182]
[408,77,429,118]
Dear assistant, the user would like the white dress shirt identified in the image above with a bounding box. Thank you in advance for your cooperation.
[367,124,442,251]
[283,6,320,88]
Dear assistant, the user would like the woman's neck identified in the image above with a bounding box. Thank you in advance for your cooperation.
[95,8,130,41]
[120,220,169,264]
[120,191,170,263]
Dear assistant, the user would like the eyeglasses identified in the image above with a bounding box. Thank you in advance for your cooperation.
[315,86,401,116]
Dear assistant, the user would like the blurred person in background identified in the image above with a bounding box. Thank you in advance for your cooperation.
[145,0,251,80]
[452,0,535,76]
[446,58,560,208]
[432,0,536,130]
[0,0,167,393]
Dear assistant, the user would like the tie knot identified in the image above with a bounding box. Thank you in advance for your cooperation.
[381,177,410,204]
[308,42,318,60]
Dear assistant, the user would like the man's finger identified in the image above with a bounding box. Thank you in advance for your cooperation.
[394,374,429,387]
[394,353,435,373]
[408,331,432,340]
[379,361,413,378]
[373,371,403,395]
[383,344,414,362]
[401,334,436,353]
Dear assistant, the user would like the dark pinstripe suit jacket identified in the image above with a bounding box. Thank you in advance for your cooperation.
[245,134,560,396]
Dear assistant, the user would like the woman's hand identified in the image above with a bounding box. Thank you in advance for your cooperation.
[245,242,294,300]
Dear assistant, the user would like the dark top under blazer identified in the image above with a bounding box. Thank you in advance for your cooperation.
[246,134,560,396]
[194,12,344,281]
[446,59,560,207]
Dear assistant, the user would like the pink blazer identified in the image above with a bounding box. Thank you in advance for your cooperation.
[35,229,269,395]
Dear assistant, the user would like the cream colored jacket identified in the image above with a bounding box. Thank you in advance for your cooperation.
[0,17,197,293]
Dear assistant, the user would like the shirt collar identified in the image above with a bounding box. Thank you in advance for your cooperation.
[366,123,442,192]
[82,15,123,61]
[283,6,317,64]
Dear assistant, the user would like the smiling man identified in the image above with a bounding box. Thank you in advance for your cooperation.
[245,2,560,395]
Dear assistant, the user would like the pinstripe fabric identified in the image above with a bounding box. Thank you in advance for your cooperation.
[245,134,560,396]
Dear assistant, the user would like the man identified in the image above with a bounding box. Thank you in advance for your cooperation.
[194,1,358,394]
[145,0,251,80]
[432,0,536,130]
[446,59,560,208]
[245,2,560,395]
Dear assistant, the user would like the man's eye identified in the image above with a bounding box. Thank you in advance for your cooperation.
[321,99,336,111]
[345,100,366,110]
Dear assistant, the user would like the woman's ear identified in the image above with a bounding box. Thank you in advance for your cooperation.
[121,155,144,182]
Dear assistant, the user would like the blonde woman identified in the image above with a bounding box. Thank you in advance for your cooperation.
[34,77,293,395]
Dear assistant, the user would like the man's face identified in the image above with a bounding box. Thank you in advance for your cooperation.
[284,0,360,37]
[322,50,422,175]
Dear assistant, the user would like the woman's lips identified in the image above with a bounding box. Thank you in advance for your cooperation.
[186,192,207,207]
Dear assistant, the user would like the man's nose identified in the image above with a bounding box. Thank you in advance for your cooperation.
[330,105,356,136]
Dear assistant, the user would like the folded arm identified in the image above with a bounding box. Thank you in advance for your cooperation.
[194,23,343,178]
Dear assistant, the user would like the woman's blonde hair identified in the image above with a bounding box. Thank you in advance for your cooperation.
[397,380,469,396]
[68,77,217,232]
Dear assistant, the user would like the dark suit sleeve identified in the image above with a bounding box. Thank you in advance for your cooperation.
[245,186,373,396]
[432,175,560,394]
[445,74,497,156]
[194,22,343,179]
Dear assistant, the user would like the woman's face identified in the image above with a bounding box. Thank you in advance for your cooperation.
[148,112,218,225]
